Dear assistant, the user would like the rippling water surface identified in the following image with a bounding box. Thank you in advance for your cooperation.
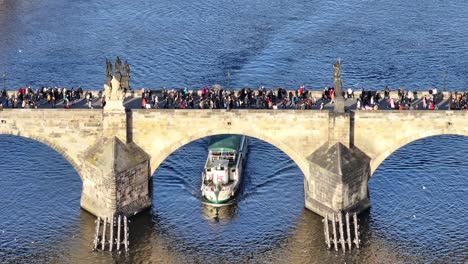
[0,0,468,263]
[0,135,467,263]
[1,0,468,90]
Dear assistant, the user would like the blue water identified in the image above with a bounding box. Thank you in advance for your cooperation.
[1,0,468,90]
[0,134,466,263]
[0,0,467,263]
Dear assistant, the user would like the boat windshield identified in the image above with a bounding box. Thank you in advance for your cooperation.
[210,151,236,163]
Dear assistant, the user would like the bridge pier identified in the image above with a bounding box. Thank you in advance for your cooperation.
[304,112,371,217]
[77,88,152,218]
[304,142,371,217]
[79,137,152,218]
[80,95,152,218]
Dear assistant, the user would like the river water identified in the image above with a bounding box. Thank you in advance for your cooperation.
[0,0,467,263]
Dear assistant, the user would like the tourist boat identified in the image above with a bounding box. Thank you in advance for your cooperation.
[201,135,248,205]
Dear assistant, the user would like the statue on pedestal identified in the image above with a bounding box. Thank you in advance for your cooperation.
[110,76,123,101]
[121,60,131,91]
[332,58,345,113]
[114,56,122,82]
[124,60,130,77]
[333,58,343,98]
[103,56,127,105]
[105,58,113,86]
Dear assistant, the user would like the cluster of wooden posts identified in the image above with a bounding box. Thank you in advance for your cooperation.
[323,212,360,252]
[93,214,129,252]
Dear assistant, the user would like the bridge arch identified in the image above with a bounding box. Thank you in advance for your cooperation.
[370,132,468,175]
[0,132,84,180]
[147,128,310,180]
[130,110,330,181]
[352,111,468,176]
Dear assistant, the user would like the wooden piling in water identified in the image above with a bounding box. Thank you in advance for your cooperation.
[332,214,338,251]
[338,212,346,252]
[92,214,130,252]
[324,215,330,249]
[346,212,352,250]
[109,214,114,252]
[93,217,101,251]
[102,217,107,251]
[117,215,121,251]
[353,213,360,249]
[323,212,361,252]
[124,216,129,252]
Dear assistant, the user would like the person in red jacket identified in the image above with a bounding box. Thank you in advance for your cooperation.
[428,100,435,110]
[141,97,147,109]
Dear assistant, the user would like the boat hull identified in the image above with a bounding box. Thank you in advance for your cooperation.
[201,135,248,205]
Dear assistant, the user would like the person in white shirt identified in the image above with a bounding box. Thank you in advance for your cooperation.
[347,87,353,99]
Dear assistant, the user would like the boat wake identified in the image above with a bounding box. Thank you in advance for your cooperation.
[238,163,298,201]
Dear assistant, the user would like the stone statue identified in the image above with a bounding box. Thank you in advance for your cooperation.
[114,56,122,81]
[106,58,112,76]
[121,60,131,91]
[115,57,122,72]
[110,76,123,101]
[332,58,345,113]
[103,57,128,109]
[105,58,113,86]
[333,58,343,98]
[103,83,112,100]
[123,60,130,77]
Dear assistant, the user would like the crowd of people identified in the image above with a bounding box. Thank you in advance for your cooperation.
[139,85,462,111]
[352,86,467,111]
[141,85,320,110]
[449,92,468,110]
[0,87,97,109]
[1,85,466,111]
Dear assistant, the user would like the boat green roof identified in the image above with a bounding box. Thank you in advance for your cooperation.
[208,135,242,152]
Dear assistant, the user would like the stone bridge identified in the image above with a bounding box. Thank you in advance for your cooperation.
[0,106,466,218]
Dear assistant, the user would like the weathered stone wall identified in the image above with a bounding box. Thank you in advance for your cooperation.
[353,110,468,174]
[130,109,331,180]
[328,112,351,147]
[116,160,151,215]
